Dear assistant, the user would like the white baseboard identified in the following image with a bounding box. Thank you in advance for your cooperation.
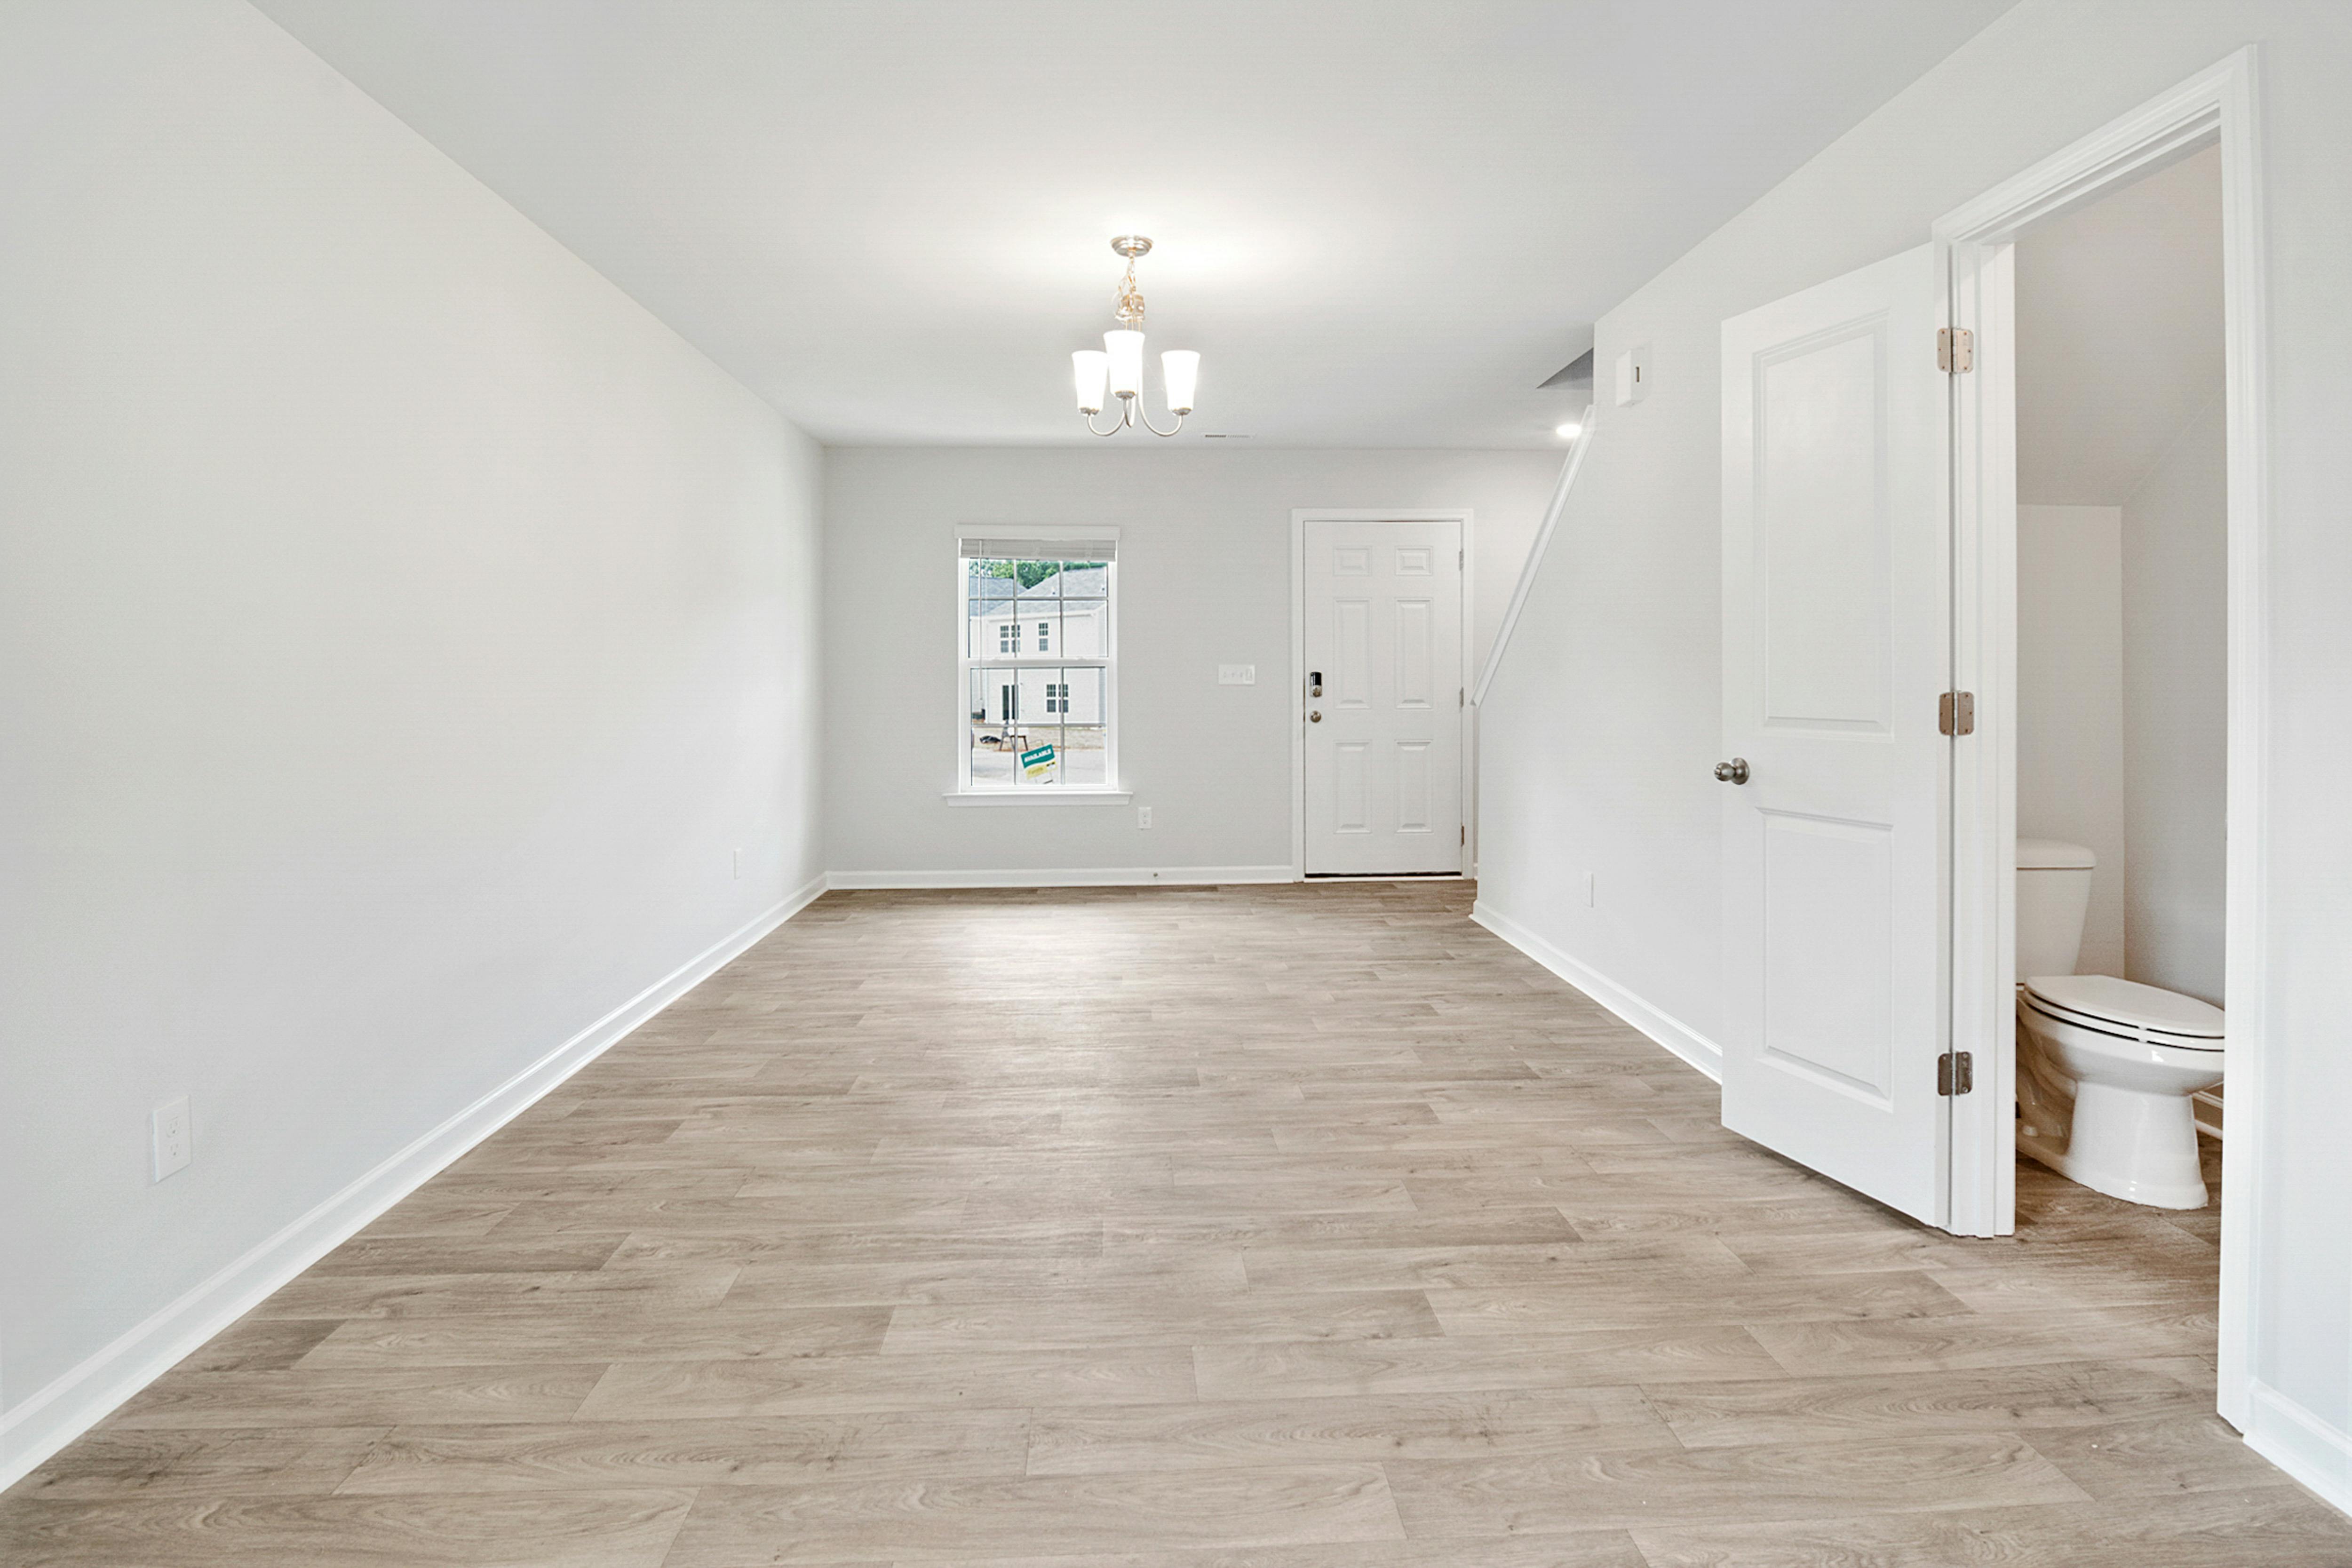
[827,865,1295,890]
[0,874,825,1492]
[2245,1378,2352,1519]
[1470,900,1724,1082]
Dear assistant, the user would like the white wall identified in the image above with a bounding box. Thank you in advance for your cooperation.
[2016,506,2128,976]
[2014,146,2226,505]
[823,446,1560,880]
[2123,397,2229,1004]
[0,0,824,1481]
[1475,0,2352,1501]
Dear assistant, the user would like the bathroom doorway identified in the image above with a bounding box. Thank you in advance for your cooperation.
[2009,141,2226,1220]
[1938,52,2267,1432]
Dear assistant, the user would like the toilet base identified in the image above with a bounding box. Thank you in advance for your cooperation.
[2018,1120,2208,1210]
[2017,1070,2209,1210]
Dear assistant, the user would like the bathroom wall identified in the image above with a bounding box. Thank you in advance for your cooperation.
[2122,397,2228,1004]
[2016,505,2128,977]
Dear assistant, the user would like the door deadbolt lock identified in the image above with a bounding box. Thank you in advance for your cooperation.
[1714,757,1750,785]
[1309,711,1322,723]
[1309,670,1324,697]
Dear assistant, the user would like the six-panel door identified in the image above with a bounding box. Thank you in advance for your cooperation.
[1303,519,1464,876]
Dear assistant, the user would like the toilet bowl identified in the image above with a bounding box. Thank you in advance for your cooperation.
[2013,839,2226,1209]
[2016,974,2225,1209]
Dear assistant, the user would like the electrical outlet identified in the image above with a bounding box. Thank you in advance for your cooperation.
[731,847,742,880]
[152,1097,191,1182]
[1217,664,1256,686]
[1137,806,1153,829]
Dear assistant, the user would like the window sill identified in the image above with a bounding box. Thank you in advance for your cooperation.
[943,789,1133,806]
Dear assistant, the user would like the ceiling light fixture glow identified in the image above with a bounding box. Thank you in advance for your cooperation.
[1556,422,1583,438]
[1072,237,1197,437]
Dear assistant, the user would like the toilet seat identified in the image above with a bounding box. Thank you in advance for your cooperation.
[2021,974,2225,1054]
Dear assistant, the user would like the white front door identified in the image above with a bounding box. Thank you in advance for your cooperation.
[1303,519,1464,876]
[1719,245,1952,1227]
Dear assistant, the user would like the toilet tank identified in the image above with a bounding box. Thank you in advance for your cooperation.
[2017,838,2096,980]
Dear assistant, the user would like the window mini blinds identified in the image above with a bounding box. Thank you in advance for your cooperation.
[959,538,1119,563]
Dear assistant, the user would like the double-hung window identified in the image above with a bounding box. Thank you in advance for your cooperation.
[960,535,1116,791]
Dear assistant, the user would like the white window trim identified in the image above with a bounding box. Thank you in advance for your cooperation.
[941,789,1132,806]
[954,526,1120,798]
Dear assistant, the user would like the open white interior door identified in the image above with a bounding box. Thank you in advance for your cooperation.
[1719,244,1952,1228]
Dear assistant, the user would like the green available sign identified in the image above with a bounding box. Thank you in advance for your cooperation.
[1020,743,1057,780]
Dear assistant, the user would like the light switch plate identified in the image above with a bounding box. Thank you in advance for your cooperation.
[1614,344,1651,406]
[152,1096,192,1182]
[1217,664,1256,685]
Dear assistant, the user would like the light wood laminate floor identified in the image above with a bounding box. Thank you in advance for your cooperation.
[8,881,2343,1566]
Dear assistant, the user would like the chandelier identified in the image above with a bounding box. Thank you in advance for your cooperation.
[1071,237,1199,437]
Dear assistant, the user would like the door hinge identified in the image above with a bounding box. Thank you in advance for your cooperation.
[1938,326,1974,374]
[1458,548,1464,569]
[1938,1051,1974,1096]
[1938,691,1976,736]
[1459,687,1465,708]
[1460,825,1467,845]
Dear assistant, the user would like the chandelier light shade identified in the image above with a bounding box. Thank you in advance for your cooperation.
[1073,350,1108,414]
[1070,237,1198,437]
[1104,328,1144,398]
[1161,350,1199,415]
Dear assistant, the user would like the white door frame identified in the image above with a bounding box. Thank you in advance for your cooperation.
[1290,509,1475,880]
[1935,48,2267,1428]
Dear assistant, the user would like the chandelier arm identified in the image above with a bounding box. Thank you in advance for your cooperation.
[1081,407,1125,437]
[1136,405,1184,438]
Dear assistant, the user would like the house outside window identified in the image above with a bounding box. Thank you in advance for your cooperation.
[960,535,1116,791]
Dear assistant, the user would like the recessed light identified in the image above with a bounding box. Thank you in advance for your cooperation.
[1555,422,1582,439]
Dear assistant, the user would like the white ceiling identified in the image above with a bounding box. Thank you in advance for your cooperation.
[251,0,2016,448]
[2017,144,2224,505]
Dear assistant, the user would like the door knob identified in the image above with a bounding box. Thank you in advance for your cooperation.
[1309,711,1322,723]
[1714,757,1749,785]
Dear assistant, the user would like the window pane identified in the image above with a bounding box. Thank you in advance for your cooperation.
[1050,666,1108,788]
[966,560,1021,660]
[1048,561,1109,661]
[967,665,1024,788]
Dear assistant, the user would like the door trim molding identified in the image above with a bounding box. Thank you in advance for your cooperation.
[1935,48,2268,1432]
[1290,510,1475,881]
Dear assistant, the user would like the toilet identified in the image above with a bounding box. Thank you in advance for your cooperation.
[2014,838,2225,1209]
